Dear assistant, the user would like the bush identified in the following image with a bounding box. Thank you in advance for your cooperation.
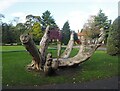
[107,40,119,55]
[107,16,120,55]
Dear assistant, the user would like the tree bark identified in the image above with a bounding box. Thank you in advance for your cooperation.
[57,39,61,59]
[20,26,105,71]
[53,28,105,67]
[20,34,42,70]
[39,26,50,67]
[44,53,53,75]
[61,31,74,58]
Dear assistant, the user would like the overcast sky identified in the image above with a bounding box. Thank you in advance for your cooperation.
[0,0,119,31]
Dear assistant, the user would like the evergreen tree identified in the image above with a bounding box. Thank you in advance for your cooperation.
[94,9,111,29]
[107,16,120,55]
[74,31,79,41]
[61,21,71,45]
[41,10,57,29]
[94,9,111,44]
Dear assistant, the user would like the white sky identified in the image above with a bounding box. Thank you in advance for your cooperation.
[0,0,119,32]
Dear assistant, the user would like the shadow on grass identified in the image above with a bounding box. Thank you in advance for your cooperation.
[25,63,83,77]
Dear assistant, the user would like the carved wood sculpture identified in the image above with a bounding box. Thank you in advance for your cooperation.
[53,28,105,67]
[20,26,50,71]
[20,26,105,75]
[61,31,74,58]
[44,53,53,75]
[39,26,50,68]
[20,34,42,70]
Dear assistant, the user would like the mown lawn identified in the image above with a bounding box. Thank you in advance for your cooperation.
[2,46,118,86]
[2,46,25,51]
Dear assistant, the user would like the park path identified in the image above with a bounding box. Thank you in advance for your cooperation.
[72,45,107,51]
[3,76,119,89]
[1,45,106,53]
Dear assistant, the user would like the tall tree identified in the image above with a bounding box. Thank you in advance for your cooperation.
[94,9,111,29]
[2,23,16,44]
[41,10,57,29]
[74,31,79,41]
[24,14,35,33]
[32,22,43,44]
[24,14,41,33]
[61,21,71,45]
[94,9,111,44]
[14,23,26,43]
[0,14,5,44]
[82,15,100,43]
[107,16,120,55]
[82,10,111,44]
[24,14,43,44]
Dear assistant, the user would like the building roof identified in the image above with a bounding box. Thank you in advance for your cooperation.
[77,32,86,36]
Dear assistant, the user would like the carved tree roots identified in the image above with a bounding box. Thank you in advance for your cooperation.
[20,26,105,75]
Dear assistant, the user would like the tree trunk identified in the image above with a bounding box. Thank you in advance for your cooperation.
[44,53,53,75]
[53,28,105,67]
[57,39,61,59]
[61,31,74,58]
[49,40,61,70]
[20,34,42,70]
[39,26,50,67]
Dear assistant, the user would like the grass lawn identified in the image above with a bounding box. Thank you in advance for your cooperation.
[2,46,118,86]
[2,46,26,52]
[2,45,66,53]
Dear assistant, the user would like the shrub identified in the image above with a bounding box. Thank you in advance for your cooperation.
[107,16,120,55]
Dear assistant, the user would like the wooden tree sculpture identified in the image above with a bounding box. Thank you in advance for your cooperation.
[61,31,74,58]
[20,26,50,70]
[20,26,105,75]
[20,34,42,70]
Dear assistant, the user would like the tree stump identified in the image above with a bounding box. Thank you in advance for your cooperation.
[20,34,42,70]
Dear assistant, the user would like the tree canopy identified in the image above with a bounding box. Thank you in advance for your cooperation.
[41,10,58,29]
[82,9,111,44]
[2,10,58,44]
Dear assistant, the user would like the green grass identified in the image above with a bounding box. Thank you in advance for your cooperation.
[73,51,118,83]
[2,46,26,51]
[47,48,79,58]
[1,45,79,57]
[2,46,118,86]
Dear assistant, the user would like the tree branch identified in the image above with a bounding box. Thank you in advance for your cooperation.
[39,26,50,66]
[53,28,105,67]
[61,31,74,58]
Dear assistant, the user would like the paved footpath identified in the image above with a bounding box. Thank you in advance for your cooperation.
[3,76,119,90]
